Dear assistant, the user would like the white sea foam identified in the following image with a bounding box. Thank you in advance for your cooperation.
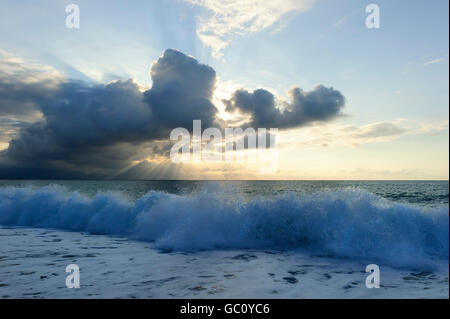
[0,186,448,268]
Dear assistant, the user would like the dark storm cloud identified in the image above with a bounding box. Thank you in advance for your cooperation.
[0,118,28,143]
[6,49,219,160]
[1,49,220,178]
[224,85,345,129]
[6,80,152,160]
[3,79,156,179]
[0,68,54,118]
[0,49,345,179]
[144,49,218,129]
[0,53,65,120]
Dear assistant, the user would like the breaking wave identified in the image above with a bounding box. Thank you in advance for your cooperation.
[0,186,448,268]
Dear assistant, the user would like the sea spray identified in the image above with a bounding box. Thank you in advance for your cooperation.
[0,185,448,268]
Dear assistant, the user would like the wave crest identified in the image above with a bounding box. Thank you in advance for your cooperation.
[0,186,448,268]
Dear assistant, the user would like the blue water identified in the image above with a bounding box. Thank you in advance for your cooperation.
[0,180,448,205]
[0,180,448,269]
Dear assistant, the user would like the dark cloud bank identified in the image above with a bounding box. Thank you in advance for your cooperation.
[0,49,345,179]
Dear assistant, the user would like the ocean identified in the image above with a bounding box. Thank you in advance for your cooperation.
[0,180,448,298]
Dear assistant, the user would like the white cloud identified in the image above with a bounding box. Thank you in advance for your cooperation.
[424,58,442,66]
[184,0,317,58]
[278,119,449,149]
[333,15,350,27]
[424,55,448,66]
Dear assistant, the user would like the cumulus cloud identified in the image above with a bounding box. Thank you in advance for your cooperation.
[5,80,153,163]
[0,48,345,179]
[144,49,218,129]
[184,0,317,58]
[1,49,221,178]
[224,85,345,129]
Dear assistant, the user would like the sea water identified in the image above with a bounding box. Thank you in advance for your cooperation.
[0,180,448,298]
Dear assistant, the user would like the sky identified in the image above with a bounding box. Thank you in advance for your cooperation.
[0,0,448,180]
